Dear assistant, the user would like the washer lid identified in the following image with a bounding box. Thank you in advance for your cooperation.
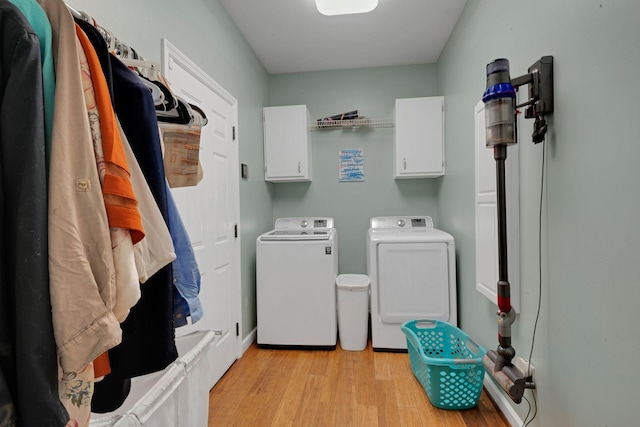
[259,229,334,241]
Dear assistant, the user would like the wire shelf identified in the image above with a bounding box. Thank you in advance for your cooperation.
[309,118,394,130]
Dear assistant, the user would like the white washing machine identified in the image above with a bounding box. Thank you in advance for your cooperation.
[256,217,338,347]
[367,216,457,351]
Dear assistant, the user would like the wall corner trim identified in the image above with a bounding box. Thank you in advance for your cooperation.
[241,327,257,356]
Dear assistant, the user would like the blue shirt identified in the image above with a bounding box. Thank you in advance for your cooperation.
[166,182,204,327]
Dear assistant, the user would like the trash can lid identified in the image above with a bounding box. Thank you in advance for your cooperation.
[336,274,370,291]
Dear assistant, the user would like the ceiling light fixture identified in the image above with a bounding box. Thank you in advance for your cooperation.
[315,0,378,16]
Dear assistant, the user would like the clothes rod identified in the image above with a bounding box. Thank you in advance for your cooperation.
[64,4,138,60]
[66,4,83,20]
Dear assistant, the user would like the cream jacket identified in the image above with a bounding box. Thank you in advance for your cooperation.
[38,0,121,374]
[120,121,177,284]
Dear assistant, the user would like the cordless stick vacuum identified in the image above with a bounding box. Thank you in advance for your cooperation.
[481,56,553,403]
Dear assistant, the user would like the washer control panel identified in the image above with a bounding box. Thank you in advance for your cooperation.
[274,217,334,230]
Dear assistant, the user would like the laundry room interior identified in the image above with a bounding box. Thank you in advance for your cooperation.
[4,0,639,426]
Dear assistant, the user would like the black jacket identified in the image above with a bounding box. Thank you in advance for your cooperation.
[0,1,69,426]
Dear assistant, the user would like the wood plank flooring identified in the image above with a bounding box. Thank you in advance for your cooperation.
[208,341,508,426]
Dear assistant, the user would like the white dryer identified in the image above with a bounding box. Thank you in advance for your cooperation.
[367,216,457,351]
[256,217,338,347]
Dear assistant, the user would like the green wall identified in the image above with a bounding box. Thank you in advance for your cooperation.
[61,2,640,424]
[268,65,441,274]
[437,1,640,425]
[65,0,272,338]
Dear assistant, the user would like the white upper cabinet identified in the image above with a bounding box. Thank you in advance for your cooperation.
[393,96,444,178]
[263,105,312,182]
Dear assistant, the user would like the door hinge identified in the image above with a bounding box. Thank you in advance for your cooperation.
[236,323,239,337]
[232,126,236,141]
[234,223,238,238]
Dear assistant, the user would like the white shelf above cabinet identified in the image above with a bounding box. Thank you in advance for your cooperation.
[393,96,444,179]
[308,118,395,130]
[263,105,312,183]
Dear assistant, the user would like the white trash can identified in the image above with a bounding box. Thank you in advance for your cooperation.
[336,274,370,351]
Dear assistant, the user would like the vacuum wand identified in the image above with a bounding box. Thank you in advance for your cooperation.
[493,145,516,372]
[483,144,531,403]
[482,145,535,403]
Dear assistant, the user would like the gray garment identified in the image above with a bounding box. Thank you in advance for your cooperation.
[0,1,68,426]
[7,0,55,168]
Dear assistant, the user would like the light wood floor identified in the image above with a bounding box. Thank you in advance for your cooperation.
[208,341,508,426]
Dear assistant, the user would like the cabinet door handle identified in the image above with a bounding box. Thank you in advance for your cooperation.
[298,162,301,173]
[403,158,407,170]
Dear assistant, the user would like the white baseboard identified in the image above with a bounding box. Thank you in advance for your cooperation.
[241,327,257,355]
[484,374,524,427]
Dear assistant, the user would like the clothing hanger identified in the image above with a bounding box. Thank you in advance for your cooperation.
[115,39,129,59]
[150,79,177,112]
[117,58,180,111]
[153,73,178,112]
[119,58,160,81]
[188,103,208,127]
[117,58,166,106]
[68,6,166,108]
[157,96,192,125]
[138,77,165,106]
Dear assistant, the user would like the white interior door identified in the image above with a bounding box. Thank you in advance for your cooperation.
[162,40,241,389]
[474,101,520,312]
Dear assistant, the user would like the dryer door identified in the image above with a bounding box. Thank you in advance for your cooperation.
[377,242,450,323]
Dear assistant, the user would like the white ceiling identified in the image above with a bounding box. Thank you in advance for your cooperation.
[219,0,467,74]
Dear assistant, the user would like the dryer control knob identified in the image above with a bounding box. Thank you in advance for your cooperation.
[300,220,308,228]
[397,219,406,227]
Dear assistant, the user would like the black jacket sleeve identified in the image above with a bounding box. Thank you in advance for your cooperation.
[0,2,69,426]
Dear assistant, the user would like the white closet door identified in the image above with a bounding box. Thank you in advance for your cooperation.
[162,39,241,389]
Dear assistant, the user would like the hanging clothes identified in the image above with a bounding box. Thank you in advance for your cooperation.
[73,10,176,287]
[93,54,179,412]
[73,27,135,401]
[165,185,203,327]
[38,0,122,374]
[0,1,69,425]
[121,121,177,285]
[0,0,202,420]
[74,17,114,104]
[76,24,144,323]
[75,21,204,329]
[105,55,178,378]
[7,0,55,168]
[59,362,94,427]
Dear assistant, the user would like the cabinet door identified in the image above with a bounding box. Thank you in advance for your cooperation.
[263,105,312,182]
[393,96,444,178]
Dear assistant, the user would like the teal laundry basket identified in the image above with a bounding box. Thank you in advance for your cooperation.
[401,319,486,410]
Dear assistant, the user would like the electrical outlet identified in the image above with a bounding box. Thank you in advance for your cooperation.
[515,356,535,380]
